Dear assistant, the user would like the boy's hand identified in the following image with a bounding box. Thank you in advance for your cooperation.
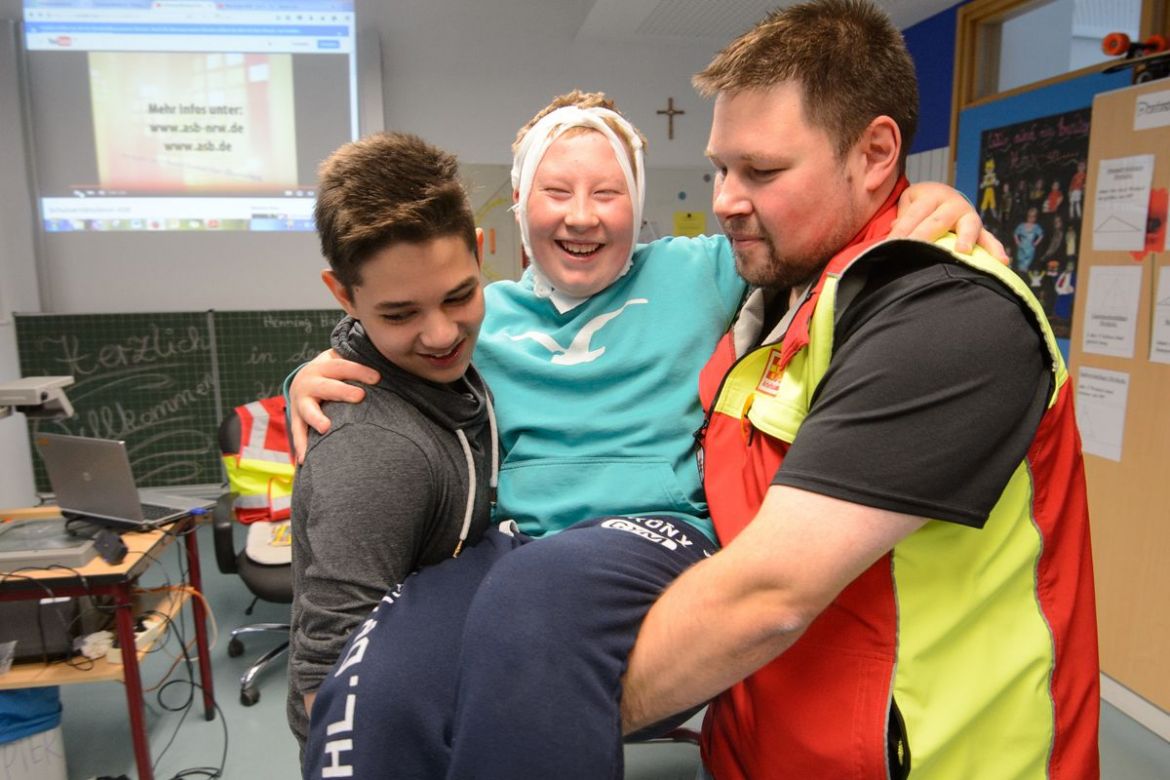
[892,181,1009,263]
[290,349,380,462]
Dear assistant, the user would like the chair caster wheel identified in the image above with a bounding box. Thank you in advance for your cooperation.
[241,686,260,706]
[227,637,244,657]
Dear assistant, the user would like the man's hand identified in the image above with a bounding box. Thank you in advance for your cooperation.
[892,181,1008,263]
[289,349,380,462]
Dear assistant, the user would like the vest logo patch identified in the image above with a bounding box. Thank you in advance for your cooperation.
[756,348,785,396]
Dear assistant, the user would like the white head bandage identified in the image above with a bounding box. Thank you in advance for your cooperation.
[511,105,646,312]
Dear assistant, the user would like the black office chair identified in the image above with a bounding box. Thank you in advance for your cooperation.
[212,407,294,706]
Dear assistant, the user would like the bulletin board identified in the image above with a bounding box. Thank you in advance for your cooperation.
[955,68,1131,361]
[1068,79,1170,713]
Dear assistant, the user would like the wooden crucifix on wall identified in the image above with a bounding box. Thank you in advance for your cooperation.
[657,97,685,140]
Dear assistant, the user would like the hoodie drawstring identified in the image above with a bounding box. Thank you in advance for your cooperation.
[453,430,475,558]
[452,394,499,558]
[486,393,499,501]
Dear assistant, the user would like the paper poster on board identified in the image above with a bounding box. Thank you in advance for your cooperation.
[1075,367,1130,462]
[1134,88,1170,132]
[1152,266,1170,365]
[673,211,706,238]
[1081,265,1143,358]
[1092,155,1155,252]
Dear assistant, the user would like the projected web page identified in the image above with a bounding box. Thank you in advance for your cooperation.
[23,0,357,232]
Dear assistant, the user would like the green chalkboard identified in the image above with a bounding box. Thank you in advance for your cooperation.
[213,309,342,410]
[16,312,222,490]
[15,309,344,492]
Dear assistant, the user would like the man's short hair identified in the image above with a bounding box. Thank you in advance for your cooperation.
[315,132,477,292]
[693,0,918,166]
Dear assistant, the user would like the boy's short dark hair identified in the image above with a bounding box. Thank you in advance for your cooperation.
[315,132,477,293]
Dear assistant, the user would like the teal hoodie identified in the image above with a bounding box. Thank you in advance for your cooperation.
[475,235,745,542]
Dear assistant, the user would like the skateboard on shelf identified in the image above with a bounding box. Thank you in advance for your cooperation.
[1102,33,1170,85]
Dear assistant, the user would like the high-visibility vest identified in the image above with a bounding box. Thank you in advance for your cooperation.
[697,219,1098,777]
[221,396,295,524]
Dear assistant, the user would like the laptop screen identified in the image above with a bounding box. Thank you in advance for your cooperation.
[33,433,183,528]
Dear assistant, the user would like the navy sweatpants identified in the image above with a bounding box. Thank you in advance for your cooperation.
[304,515,716,780]
[303,525,526,779]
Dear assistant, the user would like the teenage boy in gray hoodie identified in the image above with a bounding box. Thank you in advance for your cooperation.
[286,132,498,747]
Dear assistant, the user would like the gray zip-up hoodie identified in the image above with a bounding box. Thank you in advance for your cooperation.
[287,316,497,746]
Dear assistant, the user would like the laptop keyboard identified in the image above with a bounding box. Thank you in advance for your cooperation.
[140,503,181,520]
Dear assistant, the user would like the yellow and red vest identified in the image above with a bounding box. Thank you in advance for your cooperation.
[698,189,1099,779]
[221,396,295,524]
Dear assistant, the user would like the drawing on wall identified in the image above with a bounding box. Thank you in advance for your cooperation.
[978,108,1091,339]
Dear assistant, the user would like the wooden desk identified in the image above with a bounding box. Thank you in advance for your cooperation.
[0,506,216,780]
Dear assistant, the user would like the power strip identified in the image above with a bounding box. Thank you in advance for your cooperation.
[105,617,166,664]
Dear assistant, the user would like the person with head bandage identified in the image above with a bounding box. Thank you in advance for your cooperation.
[510,103,645,312]
[294,89,1004,778]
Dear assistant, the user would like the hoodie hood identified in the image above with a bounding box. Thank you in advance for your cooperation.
[331,315,489,432]
[331,315,498,556]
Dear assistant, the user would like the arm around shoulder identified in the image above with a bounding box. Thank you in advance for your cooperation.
[286,347,380,461]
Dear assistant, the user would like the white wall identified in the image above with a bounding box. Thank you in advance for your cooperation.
[369,0,718,168]
[1,16,42,507]
[0,0,721,505]
[905,147,952,184]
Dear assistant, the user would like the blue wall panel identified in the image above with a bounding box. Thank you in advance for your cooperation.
[903,2,964,154]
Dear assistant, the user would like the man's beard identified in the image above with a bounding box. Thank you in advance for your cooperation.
[727,205,862,291]
[729,226,837,291]
[734,237,821,290]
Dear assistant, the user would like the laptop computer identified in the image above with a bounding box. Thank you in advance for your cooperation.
[34,433,200,529]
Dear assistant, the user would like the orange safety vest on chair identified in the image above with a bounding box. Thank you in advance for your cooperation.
[221,396,295,525]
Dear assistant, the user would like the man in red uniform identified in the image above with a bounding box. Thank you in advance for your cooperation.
[620,2,1100,778]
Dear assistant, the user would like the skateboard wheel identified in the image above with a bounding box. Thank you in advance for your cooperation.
[1145,34,1168,54]
[1102,32,1130,56]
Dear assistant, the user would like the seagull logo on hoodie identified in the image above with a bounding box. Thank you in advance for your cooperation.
[507,298,648,365]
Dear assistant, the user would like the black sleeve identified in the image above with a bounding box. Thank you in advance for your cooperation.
[772,260,1050,527]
